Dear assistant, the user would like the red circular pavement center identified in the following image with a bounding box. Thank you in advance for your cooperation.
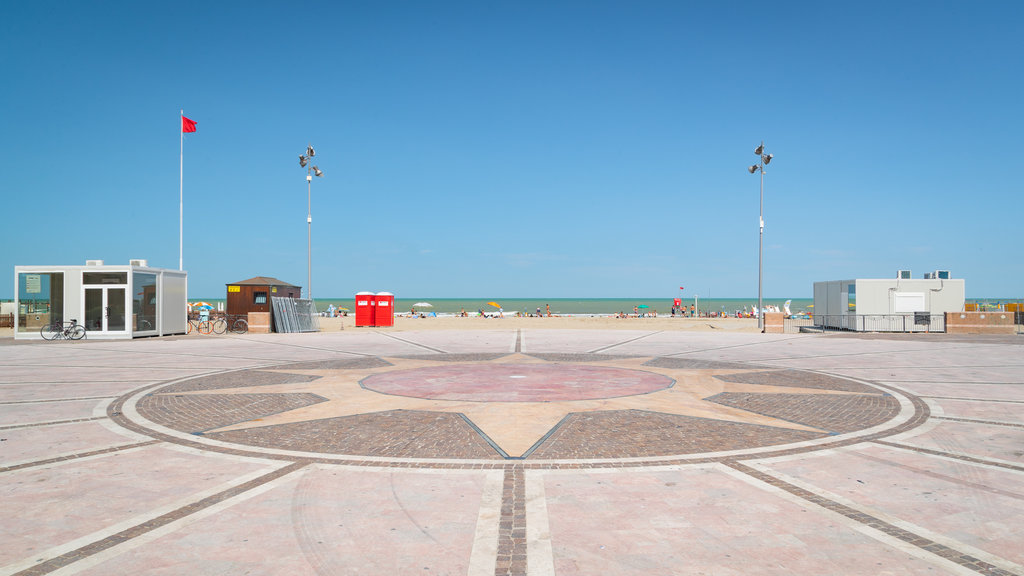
[361,363,673,402]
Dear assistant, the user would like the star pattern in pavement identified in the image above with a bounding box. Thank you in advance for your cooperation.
[165,354,883,457]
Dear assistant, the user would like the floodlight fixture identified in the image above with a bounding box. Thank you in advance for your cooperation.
[300,145,324,302]
[747,141,774,332]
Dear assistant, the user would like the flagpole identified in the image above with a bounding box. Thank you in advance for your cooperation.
[179,110,184,271]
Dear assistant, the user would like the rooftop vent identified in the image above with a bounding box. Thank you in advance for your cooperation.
[129,259,148,267]
[86,260,104,266]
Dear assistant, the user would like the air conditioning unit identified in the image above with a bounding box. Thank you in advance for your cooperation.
[897,270,911,279]
[934,270,950,279]
[924,272,935,279]
[85,260,104,266]
[129,259,148,267]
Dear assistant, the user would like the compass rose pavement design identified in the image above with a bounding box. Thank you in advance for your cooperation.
[4,329,1024,576]
[134,353,902,461]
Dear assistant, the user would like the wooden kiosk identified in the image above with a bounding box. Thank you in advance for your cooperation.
[225,276,302,333]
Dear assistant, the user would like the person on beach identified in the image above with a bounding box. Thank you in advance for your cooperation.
[546,304,551,317]
[633,306,639,317]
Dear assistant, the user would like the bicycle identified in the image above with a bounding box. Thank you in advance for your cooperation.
[41,318,87,341]
[210,315,248,334]
[187,318,213,335]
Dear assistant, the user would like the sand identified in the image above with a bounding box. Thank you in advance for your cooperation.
[317,315,763,332]
[0,315,763,339]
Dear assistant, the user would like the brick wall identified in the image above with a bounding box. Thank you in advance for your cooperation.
[945,311,1015,334]
[763,312,784,334]
[248,312,271,334]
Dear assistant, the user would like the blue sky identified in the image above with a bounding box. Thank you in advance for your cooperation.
[2,1,1020,299]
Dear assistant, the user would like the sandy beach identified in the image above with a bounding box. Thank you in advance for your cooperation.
[0,315,763,339]
[318,315,763,332]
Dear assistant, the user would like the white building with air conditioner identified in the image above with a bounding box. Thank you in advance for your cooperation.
[813,271,965,332]
[13,259,187,340]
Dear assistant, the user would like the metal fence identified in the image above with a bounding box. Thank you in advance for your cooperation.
[786,314,947,334]
[271,297,320,333]
[0,313,12,328]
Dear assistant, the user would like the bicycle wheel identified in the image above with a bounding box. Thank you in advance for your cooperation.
[40,322,61,340]
[70,325,87,340]
[212,318,227,334]
[198,320,213,335]
[187,320,195,334]
[231,318,249,334]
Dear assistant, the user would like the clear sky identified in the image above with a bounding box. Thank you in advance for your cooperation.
[2,1,1021,299]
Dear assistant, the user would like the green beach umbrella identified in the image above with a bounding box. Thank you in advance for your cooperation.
[637,304,649,309]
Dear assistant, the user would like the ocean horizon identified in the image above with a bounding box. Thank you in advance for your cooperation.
[189,297,805,315]
[187,296,1022,315]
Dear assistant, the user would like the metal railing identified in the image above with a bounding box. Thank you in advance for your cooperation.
[786,313,947,334]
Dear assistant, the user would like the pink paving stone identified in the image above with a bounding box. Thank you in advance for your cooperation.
[931,398,1024,424]
[74,466,491,576]
[363,363,672,402]
[887,382,1024,402]
[0,382,149,403]
[901,420,1024,464]
[0,420,143,467]
[0,398,105,427]
[540,467,954,576]
[0,445,279,566]
[759,444,1024,564]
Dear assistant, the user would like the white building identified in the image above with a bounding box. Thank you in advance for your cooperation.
[813,272,965,332]
[14,260,187,340]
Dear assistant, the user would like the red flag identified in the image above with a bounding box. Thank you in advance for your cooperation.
[182,116,197,133]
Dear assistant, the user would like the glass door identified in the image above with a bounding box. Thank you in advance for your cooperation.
[84,287,128,334]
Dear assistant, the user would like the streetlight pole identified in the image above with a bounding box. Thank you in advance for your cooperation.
[299,145,323,302]
[748,142,773,332]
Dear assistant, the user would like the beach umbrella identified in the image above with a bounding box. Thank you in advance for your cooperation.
[637,304,649,309]
[338,307,350,311]
[487,301,501,308]
[413,302,433,308]
[190,302,214,310]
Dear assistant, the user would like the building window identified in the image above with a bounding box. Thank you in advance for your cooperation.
[847,284,856,314]
[254,291,267,304]
[18,272,64,332]
[133,273,157,332]
[83,272,128,285]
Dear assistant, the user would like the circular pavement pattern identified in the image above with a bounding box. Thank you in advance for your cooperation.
[362,363,674,401]
[123,353,918,465]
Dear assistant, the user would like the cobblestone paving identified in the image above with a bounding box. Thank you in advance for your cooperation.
[4,332,1021,576]
[529,409,826,459]
[643,357,765,370]
[714,368,881,393]
[160,370,320,393]
[707,392,901,433]
[205,410,503,459]
[132,355,903,461]
[137,392,327,433]
[277,358,393,371]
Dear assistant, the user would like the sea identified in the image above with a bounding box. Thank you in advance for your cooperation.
[191,297,815,316]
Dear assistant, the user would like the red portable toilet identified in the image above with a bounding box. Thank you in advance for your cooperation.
[374,292,395,327]
[355,292,375,327]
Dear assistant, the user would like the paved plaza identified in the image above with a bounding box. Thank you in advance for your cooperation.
[1,329,1022,575]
